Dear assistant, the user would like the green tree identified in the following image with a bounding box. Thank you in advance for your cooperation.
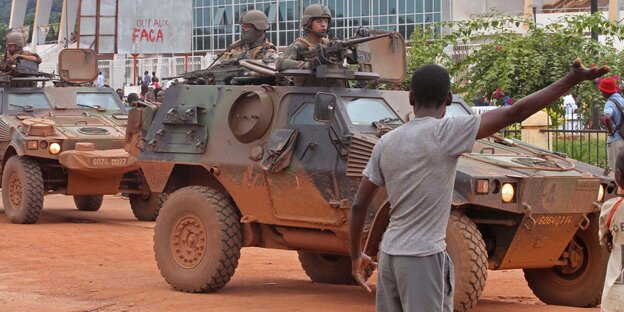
[408,13,624,126]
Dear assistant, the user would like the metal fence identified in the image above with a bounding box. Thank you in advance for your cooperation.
[500,119,609,169]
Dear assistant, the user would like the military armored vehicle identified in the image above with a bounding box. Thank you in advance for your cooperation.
[0,49,164,224]
[138,33,614,311]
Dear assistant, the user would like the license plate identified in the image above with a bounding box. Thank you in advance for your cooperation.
[91,157,128,167]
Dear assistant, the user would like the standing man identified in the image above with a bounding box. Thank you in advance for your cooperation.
[599,150,624,311]
[563,94,578,130]
[601,77,624,172]
[1,32,42,72]
[142,71,152,86]
[349,59,608,311]
[95,71,105,87]
[218,10,278,64]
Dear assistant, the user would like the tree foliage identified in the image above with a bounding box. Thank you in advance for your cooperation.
[407,13,624,125]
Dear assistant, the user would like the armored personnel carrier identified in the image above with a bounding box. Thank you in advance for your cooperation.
[0,49,163,224]
[137,33,614,310]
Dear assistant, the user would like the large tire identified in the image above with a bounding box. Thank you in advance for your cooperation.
[130,192,167,221]
[298,252,356,285]
[446,211,488,312]
[524,214,608,307]
[1,156,44,224]
[154,186,242,292]
[73,195,103,211]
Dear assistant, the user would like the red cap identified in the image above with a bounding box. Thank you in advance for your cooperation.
[600,77,618,94]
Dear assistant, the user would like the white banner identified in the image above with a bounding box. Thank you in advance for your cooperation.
[117,0,192,54]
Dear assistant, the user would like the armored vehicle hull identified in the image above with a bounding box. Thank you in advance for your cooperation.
[141,84,613,311]
[0,86,164,223]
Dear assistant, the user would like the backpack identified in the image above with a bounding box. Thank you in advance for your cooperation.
[608,98,624,135]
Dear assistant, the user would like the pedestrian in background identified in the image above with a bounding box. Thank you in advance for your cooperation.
[142,71,152,86]
[95,71,105,87]
[349,59,608,312]
[600,77,624,172]
[563,94,578,130]
[599,150,624,311]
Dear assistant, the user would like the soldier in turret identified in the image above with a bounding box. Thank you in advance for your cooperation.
[276,4,370,87]
[217,10,278,65]
[1,32,42,73]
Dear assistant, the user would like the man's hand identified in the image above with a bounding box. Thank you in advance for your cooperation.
[351,252,377,293]
[570,58,610,83]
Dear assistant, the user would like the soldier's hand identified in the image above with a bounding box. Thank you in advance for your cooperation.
[570,58,610,83]
[351,252,377,293]
[355,27,370,37]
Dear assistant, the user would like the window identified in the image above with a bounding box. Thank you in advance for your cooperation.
[344,98,401,126]
[444,103,472,118]
[7,93,51,111]
[291,102,323,125]
[76,93,122,111]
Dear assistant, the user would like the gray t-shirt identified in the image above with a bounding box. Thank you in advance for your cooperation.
[363,115,481,256]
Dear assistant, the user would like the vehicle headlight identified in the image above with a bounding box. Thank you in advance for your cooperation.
[598,184,605,202]
[501,183,515,203]
[49,142,61,155]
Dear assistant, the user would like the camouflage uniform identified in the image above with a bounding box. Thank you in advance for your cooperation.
[1,32,42,73]
[220,38,279,65]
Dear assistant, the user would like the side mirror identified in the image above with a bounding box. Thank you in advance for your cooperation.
[314,92,337,122]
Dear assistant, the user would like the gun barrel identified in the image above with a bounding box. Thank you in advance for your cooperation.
[339,32,394,47]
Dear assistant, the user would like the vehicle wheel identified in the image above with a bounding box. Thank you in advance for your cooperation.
[446,210,488,312]
[73,195,103,211]
[524,214,608,307]
[1,156,44,224]
[130,192,168,221]
[154,186,242,292]
[298,252,357,285]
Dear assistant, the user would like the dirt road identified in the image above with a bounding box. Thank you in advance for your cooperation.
[0,195,599,312]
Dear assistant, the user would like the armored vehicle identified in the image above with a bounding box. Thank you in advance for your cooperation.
[138,33,614,311]
[0,49,163,224]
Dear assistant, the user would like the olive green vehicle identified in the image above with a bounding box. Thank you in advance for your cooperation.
[0,49,164,224]
[136,33,615,311]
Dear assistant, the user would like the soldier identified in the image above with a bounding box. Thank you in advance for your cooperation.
[218,10,278,65]
[1,32,42,73]
[276,4,331,72]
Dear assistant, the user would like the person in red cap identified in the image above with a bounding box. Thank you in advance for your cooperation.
[601,76,624,172]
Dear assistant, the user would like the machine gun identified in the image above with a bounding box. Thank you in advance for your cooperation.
[278,32,399,84]
[0,60,58,87]
[165,57,259,85]
[314,32,395,66]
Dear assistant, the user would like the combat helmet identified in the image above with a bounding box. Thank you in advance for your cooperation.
[301,4,332,30]
[6,32,24,49]
[240,10,269,31]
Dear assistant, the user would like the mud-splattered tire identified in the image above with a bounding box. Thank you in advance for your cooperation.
[154,186,242,292]
[446,210,488,312]
[130,192,167,221]
[298,252,357,285]
[73,195,103,211]
[524,214,608,307]
[1,156,44,224]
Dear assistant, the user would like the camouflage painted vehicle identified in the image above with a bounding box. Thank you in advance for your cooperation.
[0,49,164,224]
[137,33,614,310]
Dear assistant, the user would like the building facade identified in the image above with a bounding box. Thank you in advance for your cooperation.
[192,0,450,53]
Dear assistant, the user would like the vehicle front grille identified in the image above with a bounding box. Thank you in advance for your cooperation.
[346,133,378,177]
[0,119,10,141]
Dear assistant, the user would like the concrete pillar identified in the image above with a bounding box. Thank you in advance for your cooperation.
[58,0,80,46]
[32,0,54,50]
[9,0,27,29]
[609,0,619,21]
[521,110,551,150]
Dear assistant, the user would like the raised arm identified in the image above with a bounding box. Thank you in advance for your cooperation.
[476,59,609,139]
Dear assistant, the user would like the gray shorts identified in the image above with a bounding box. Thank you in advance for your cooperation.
[376,250,454,312]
